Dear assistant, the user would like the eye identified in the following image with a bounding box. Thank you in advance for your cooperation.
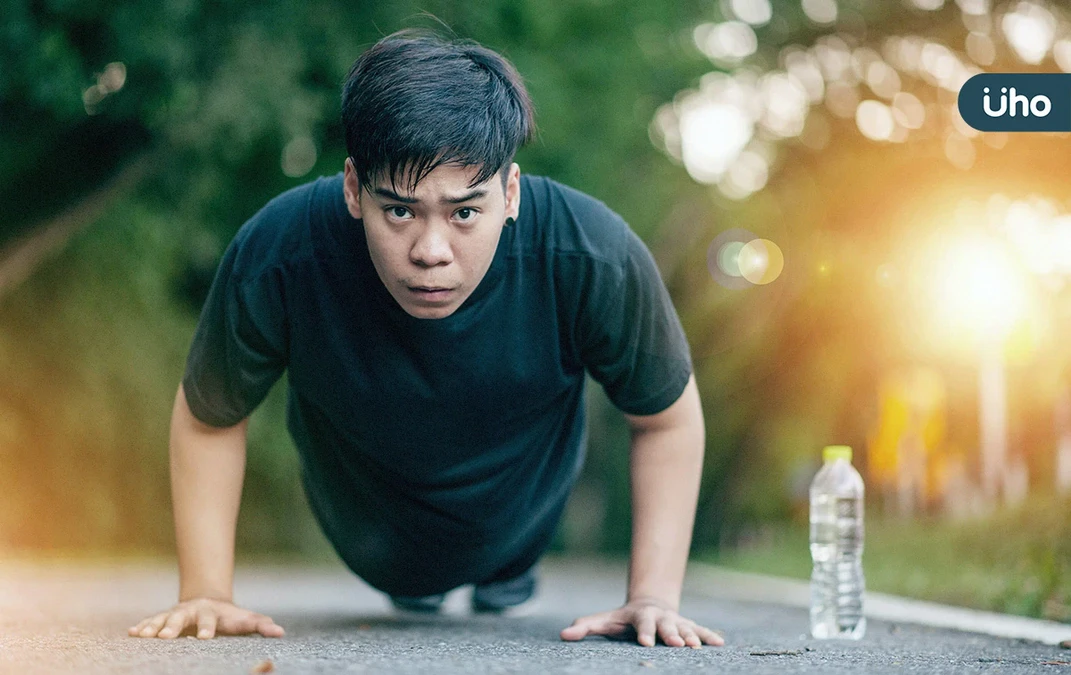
[455,207,478,222]
[386,206,412,220]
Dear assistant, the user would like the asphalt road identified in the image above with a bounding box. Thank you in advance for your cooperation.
[0,557,1067,674]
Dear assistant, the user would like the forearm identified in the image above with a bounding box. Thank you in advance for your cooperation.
[170,384,248,602]
[626,384,705,610]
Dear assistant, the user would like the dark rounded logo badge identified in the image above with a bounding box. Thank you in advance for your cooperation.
[958,73,1070,132]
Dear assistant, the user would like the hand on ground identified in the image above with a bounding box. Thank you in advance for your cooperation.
[128,598,285,639]
[560,597,724,648]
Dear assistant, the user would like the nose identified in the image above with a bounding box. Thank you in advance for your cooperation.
[410,221,454,267]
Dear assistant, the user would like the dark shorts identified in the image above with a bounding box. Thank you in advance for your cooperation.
[305,473,573,597]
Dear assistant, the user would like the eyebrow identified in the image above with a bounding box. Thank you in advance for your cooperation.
[371,187,488,204]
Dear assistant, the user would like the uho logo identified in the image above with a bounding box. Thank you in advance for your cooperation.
[982,87,1052,118]
[958,74,1070,132]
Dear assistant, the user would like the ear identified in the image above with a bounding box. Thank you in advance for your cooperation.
[504,162,521,221]
[343,158,363,220]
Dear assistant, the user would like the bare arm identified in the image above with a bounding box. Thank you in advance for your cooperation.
[624,373,704,611]
[560,374,722,648]
[170,382,247,602]
[128,384,283,639]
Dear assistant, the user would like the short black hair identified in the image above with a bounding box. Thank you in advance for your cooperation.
[341,30,535,193]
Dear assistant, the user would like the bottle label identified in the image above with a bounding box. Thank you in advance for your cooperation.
[834,498,863,550]
[836,498,858,519]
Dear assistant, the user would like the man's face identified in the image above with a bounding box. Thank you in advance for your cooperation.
[343,159,521,319]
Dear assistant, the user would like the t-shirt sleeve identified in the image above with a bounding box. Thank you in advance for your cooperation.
[181,237,288,427]
[575,226,693,416]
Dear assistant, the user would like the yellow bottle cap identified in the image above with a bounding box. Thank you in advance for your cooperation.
[823,445,852,463]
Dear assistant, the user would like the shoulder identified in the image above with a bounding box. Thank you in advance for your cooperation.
[226,174,340,281]
[519,174,631,266]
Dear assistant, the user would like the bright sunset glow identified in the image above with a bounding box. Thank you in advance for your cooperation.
[931,236,1031,342]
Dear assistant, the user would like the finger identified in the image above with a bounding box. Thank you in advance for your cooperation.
[657,617,685,648]
[635,609,658,648]
[696,626,725,646]
[679,625,702,649]
[137,613,169,638]
[129,616,157,636]
[136,613,168,637]
[157,610,191,639]
[255,616,285,638]
[196,609,218,639]
[560,613,624,641]
[560,615,602,641]
[216,611,277,637]
[217,612,258,635]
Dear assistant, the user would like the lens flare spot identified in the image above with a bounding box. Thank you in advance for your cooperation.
[856,100,895,141]
[718,241,747,277]
[729,0,772,26]
[1002,3,1055,65]
[281,136,318,178]
[802,0,838,25]
[739,239,785,284]
[707,228,760,289]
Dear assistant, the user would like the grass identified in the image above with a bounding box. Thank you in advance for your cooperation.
[705,494,1071,622]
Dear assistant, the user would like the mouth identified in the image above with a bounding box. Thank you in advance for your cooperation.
[407,285,456,303]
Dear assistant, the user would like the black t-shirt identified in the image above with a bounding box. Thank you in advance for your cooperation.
[182,172,692,595]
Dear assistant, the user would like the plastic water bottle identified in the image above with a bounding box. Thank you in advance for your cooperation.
[809,445,866,639]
